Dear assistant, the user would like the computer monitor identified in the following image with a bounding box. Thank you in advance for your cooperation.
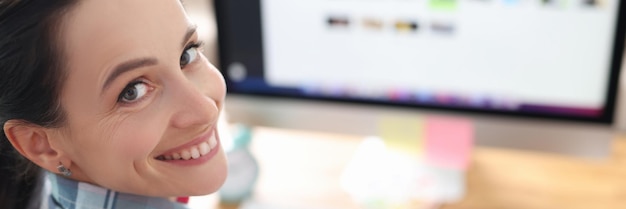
[213,0,626,158]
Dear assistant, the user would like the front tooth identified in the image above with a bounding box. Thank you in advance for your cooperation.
[172,153,181,160]
[181,150,191,160]
[199,142,210,155]
[209,137,217,149]
[190,146,200,159]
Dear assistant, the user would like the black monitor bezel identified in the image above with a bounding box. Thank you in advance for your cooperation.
[213,0,626,125]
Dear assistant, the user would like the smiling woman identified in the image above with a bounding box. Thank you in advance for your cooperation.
[0,0,228,209]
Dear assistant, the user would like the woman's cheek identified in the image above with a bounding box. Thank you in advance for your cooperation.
[112,120,164,160]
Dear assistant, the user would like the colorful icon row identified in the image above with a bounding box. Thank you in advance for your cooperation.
[327,16,455,34]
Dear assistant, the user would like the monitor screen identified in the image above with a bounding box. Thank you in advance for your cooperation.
[214,0,626,124]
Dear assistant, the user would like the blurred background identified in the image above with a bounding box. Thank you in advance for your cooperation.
[182,0,626,209]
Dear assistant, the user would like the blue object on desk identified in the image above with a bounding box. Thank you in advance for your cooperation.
[219,124,260,203]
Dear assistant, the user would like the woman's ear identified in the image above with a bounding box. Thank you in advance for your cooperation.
[3,120,64,172]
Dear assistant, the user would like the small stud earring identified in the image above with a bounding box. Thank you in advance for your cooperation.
[57,163,72,176]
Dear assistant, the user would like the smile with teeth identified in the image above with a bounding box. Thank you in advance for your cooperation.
[156,134,218,161]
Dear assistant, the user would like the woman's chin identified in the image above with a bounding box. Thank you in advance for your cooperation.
[180,153,228,196]
[187,178,227,196]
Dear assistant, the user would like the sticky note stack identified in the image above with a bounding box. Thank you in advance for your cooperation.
[376,114,474,202]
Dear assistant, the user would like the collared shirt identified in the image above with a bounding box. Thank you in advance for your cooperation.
[46,173,189,209]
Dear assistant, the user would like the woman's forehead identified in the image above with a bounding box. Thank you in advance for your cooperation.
[58,0,192,92]
[61,0,190,68]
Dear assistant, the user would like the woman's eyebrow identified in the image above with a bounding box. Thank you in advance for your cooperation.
[182,24,198,47]
[102,57,158,94]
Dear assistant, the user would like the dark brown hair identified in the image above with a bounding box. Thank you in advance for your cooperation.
[0,0,78,208]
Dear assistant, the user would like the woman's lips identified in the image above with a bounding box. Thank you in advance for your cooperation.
[155,128,218,161]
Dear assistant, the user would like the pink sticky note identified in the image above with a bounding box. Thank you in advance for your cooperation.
[424,116,474,170]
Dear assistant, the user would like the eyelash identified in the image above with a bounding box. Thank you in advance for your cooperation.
[117,80,152,105]
[186,41,203,51]
[181,41,204,68]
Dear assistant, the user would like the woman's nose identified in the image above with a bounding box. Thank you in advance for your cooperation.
[167,79,219,129]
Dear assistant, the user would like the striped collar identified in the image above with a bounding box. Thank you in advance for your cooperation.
[47,172,188,209]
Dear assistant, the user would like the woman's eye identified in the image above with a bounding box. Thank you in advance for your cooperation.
[180,44,200,68]
[118,82,149,103]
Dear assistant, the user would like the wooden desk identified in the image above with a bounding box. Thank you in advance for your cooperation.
[211,126,626,209]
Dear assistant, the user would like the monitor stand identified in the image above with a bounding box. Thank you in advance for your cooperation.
[225,95,613,159]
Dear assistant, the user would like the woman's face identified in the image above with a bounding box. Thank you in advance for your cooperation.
[52,0,227,197]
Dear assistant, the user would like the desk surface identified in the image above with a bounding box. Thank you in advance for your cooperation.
[210,126,626,209]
